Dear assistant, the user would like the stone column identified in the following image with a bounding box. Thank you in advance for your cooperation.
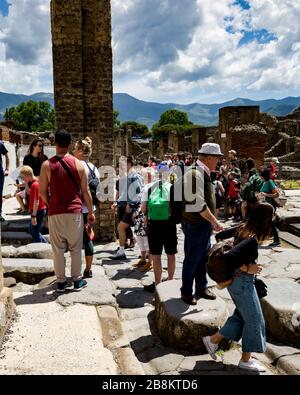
[0,247,3,292]
[0,241,15,343]
[51,0,115,241]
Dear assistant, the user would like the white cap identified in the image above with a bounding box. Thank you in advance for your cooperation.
[198,143,223,157]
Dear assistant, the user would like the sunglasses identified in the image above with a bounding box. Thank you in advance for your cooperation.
[37,144,43,147]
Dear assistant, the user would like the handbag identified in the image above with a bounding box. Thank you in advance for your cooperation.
[254,277,268,299]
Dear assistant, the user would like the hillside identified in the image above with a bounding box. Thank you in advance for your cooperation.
[1,91,300,127]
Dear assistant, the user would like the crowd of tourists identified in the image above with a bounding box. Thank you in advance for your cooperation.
[0,130,284,372]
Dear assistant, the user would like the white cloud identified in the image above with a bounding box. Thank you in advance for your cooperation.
[0,0,52,94]
[0,0,300,103]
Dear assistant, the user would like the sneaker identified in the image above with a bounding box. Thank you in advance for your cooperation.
[140,261,153,272]
[268,241,281,248]
[144,282,156,293]
[202,336,218,360]
[83,270,93,278]
[238,358,266,372]
[132,258,147,268]
[73,279,88,292]
[111,250,127,260]
[56,281,73,293]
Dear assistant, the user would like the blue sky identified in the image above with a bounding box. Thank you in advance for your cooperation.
[0,0,10,17]
[0,0,300,104]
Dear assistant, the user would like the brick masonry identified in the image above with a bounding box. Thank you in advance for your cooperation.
[51,0,115,241]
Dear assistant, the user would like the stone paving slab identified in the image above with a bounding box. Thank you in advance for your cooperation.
[261,279,300,347]
[155,280,228,351]
[0,300,118,375]
[2,258,54,285]
[57,274,116,307]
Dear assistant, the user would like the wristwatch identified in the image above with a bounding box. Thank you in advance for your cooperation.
[31,215,37,218]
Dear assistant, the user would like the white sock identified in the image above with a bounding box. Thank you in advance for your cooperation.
[119,247,125,254]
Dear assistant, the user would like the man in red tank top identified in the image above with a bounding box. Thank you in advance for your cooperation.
[39,129,95,293]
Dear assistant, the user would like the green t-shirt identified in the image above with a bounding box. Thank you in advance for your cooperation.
[260,180,277,207]
[260,180,277,194]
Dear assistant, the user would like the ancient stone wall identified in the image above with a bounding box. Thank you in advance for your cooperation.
[219,106,260,155]
[230,125,268,167]
[51,0,114,241]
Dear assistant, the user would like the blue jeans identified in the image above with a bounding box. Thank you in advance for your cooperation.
[181,221,212,296]
[0,169,4,214]
[29,209,48,243]
[220,272,266,353]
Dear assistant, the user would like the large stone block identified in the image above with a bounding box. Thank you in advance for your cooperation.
[3,258,54,285]
[155,280,228,350]
[0,287,15,346]
[261,279,300,347]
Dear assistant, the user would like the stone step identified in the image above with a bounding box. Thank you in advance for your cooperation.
[3,258,54,284]
[261,279,300,348]
[287,223,300,237]
[1,231,33,245]
[1,218,31,233]
[279,231,300,249]
[154,279,228,351]
[1,218,48,234]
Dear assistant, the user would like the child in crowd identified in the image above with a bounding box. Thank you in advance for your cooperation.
[132,207,152,272]
[234,181,243,222]
[228,172,238,218]
[19,166,48,243]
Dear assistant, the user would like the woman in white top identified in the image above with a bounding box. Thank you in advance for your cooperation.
[74,137,100,278]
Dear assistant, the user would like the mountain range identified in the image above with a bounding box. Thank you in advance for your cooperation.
[1,91,300,128]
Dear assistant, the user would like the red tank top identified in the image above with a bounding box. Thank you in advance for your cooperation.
[48,155,82,216]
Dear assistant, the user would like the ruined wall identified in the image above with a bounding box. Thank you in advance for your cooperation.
[219,106,260,154]
[51,0,114,240]
[230,125,268,167]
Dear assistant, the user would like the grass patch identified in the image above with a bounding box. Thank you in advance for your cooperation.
[282,180,300,189]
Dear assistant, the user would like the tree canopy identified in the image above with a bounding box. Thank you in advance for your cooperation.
[120,121,151,138]
[152,109,194,139]
[4,100,55,132]
[157,109,191,126]
[113,110,121,129]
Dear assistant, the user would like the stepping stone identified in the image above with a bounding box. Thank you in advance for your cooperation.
[1,231,33,245]
[155,279,228,351]
[279,232,300,249]
[261,279,300,347]
[16,243,53,259]
[1,218,30,233]
[3,258,54,285]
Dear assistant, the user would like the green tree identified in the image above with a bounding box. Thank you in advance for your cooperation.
[113,110,121,129]
[120,121,151,138]
[4,100,55,132]
[157,109,190,126]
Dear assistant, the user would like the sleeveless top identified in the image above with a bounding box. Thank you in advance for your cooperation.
[48,155,82,216]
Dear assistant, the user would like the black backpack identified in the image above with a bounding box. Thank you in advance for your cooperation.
[87,163,100,205]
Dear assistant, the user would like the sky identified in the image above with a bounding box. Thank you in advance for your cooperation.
[0,0,300,104]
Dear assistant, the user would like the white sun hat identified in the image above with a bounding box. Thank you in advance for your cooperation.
[198,143,223,157]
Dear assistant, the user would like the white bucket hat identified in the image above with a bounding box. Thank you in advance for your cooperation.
[198,143,223,157]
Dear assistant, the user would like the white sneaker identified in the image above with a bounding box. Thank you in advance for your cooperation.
[238,358,266,372]
[111,250,127,260]
[202,336,218,360]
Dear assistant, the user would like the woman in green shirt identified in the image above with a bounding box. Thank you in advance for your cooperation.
[259,167,280,247]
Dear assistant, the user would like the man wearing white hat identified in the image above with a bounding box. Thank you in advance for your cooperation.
[181,143,224,305]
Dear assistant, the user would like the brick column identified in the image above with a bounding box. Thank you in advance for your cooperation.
[51,0,115,241]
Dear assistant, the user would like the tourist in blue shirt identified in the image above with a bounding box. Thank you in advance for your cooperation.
[259,167,280,247]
